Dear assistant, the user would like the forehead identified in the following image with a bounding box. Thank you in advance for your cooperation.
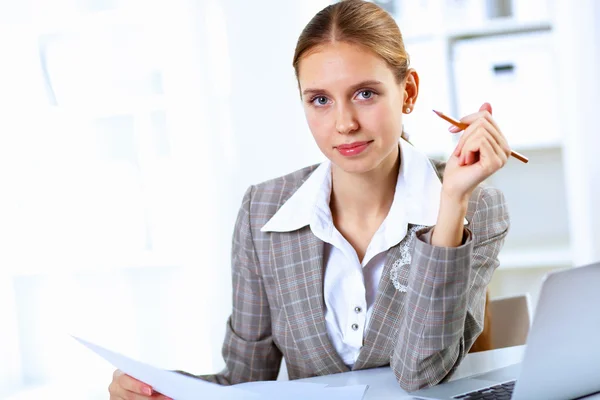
[298,41,395,90]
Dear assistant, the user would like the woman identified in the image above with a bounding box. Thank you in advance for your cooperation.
[108,0,510,397]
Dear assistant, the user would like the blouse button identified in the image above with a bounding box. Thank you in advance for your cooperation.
[354,306,362,314]
[351,323,359,331]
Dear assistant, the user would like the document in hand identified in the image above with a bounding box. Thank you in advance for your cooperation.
[74,336,368,400]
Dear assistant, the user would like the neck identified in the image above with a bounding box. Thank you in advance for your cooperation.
[330,146,400,223]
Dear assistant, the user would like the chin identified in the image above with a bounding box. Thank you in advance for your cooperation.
[330,153,381,175]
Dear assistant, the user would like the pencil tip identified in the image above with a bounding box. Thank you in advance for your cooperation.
[432,109,441,116]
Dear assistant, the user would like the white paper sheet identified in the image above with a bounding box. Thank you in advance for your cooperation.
[74,336,369,400]
[73,336,258,400]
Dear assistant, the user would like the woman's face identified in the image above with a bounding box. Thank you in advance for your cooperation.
[298,41,416,175]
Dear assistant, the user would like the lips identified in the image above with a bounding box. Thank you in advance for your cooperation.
[335,140,373,157]
[336,141,372,150]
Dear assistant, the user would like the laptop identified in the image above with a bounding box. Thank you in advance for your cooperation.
[411,261,600,400]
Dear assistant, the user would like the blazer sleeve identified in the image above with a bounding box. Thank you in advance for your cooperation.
[392,186,510,392]
[190,185,282,385]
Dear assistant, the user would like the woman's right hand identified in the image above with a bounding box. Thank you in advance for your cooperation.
[109,369,172,400]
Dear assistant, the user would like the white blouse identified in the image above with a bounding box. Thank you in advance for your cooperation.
[261,139,464,367]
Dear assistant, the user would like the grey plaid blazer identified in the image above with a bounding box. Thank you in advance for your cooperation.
[197,160,509,392]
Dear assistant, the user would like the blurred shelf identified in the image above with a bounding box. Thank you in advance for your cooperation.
[445,19,552,41]
[498,245,572,270]
[402,19,552,43]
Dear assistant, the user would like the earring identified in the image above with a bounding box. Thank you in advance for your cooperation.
[405,107,411,113]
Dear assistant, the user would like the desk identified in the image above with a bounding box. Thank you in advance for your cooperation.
[6,345,599,399]
[299,345,600,400]
[297,345,524,399]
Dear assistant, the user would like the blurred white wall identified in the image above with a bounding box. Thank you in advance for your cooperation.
[1,1,599,399]
[0,0,327,398]
[195,0,327,372]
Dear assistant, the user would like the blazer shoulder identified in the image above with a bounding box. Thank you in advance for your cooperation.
[244,163,320,228]
[252,163,319,201]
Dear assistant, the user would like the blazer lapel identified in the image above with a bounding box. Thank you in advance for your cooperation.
[271,227,349,375]
[353,224,422,370]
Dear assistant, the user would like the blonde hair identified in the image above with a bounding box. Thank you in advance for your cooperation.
[293,0,411,140]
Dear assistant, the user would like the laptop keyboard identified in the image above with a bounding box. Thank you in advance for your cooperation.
[452,380,516,399]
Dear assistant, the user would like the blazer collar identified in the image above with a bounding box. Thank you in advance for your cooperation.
[260,138,467,234]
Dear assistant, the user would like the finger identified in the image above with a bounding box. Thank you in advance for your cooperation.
[462,144,479,166]
[151,393,174,400]
[477,136,506,175]
[461,124,509,167]
[455,101,493,127]
[479,102,492,114]
[451,103,493,152]
[462,133,504,172]
[473,127,508,168]
[109,381,144,400]
[457,102,499,134]
[487,132,509,167]
[109,385,154,400]
[475,118,510,157]
[456,117,508,159]
[460,131,496,167]
[460,110,503,138]
[459,135,478,166]
[115,371,154,396]
[454,118,481,158]
[109,384,171,400]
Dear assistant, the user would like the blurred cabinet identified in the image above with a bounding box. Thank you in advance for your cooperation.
[390,0,582,309]
[453,31,560,150]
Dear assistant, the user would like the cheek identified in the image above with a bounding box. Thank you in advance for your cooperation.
[360,101,403,133]
[305,109,333,145]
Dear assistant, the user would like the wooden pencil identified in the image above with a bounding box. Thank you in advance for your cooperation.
[433,110,529,164]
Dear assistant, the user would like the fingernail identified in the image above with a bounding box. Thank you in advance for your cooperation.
[144,387,153,396]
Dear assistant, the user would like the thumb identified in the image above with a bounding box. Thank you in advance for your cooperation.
[479,102,492,114]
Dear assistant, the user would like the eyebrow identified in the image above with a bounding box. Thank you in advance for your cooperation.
[301,80,383,97]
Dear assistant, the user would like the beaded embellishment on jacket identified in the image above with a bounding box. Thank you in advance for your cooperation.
[390,224,426,292]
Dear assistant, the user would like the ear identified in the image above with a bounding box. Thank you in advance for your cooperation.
[403,69,419,112]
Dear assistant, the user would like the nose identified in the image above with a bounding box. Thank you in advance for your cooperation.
[335,103,359,134]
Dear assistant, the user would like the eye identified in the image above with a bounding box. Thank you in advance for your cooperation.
[310,96,330,106]
[357,90,374,100]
